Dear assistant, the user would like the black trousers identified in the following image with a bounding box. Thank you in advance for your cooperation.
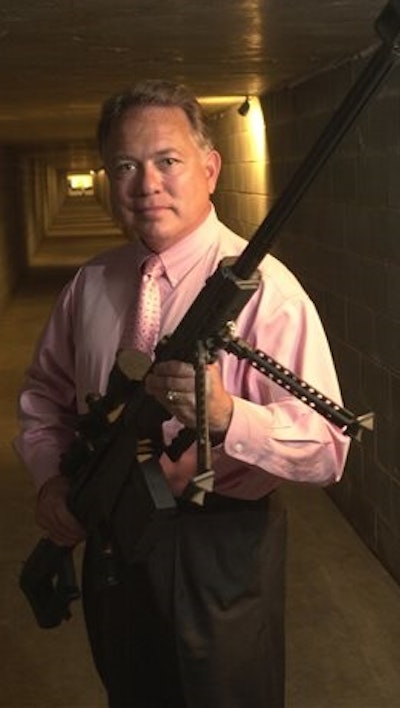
[82,492,287,708]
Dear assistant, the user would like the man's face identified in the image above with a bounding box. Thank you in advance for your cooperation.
[103,106,221,252]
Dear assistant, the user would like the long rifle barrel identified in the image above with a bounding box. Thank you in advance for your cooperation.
[233,0,400,280]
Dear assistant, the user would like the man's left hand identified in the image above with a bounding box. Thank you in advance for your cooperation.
[145,359,233,437]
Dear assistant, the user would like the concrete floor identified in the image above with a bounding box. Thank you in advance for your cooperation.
[1,200,400,707]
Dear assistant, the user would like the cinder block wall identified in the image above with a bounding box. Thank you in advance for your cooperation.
[212,56,400,584]
[211,99,270,240]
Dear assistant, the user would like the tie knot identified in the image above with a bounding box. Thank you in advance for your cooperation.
[142,254,164,279]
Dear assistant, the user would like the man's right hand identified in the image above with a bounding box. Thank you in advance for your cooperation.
[35,474,86,547]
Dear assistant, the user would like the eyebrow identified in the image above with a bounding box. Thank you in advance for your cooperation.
[112,147,183,162]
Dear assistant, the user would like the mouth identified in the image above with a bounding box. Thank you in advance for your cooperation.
[134,204,170,218]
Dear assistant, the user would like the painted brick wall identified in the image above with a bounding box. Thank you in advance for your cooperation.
[212,56,400,584]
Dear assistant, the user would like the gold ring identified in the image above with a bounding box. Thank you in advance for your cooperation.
[166,390,179,403]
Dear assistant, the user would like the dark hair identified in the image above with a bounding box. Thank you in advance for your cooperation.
[97,79,214,157]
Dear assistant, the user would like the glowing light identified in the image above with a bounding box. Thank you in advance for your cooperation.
[247,97,267,161]
[67,172,93,191]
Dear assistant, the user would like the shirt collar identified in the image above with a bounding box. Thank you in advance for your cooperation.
[136,205,219,287]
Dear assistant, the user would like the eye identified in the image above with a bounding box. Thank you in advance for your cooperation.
[113,160,138,177]
[158,156,181,170]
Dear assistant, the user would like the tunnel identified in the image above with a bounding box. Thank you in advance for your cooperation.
[0,2,399,706]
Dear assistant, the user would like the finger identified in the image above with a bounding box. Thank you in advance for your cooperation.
[36,511,82,544]
[47,529,83,547]
[146,373,194,400]
[36,498,85,541]
[55,507,85,537]
[152,360,194,379]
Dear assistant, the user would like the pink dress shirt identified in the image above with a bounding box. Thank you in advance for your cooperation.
[14,207,350,499]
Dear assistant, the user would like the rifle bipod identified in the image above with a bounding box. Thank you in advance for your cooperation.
[215,323,374,442]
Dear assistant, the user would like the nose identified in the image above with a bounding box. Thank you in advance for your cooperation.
[136,162,162,195]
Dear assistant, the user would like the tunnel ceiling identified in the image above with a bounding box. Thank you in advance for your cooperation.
[0,0,387,151]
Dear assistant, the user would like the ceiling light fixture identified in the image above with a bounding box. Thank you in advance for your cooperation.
[237,96,251,116]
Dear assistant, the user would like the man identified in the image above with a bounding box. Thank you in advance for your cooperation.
[15,80,349,707]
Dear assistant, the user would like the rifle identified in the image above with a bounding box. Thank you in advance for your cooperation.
[20,0,400,628]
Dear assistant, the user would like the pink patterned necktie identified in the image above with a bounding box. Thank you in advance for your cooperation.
[121,254,164,356]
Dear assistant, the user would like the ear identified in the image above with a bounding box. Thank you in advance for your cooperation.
[204,149,222,195]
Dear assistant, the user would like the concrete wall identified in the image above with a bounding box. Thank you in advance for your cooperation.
[21,156,63,262]
[0,144,76,316]
[212,56,400,583]
[0,147,26,315]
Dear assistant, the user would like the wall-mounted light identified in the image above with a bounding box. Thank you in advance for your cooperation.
[237,96,251,117]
